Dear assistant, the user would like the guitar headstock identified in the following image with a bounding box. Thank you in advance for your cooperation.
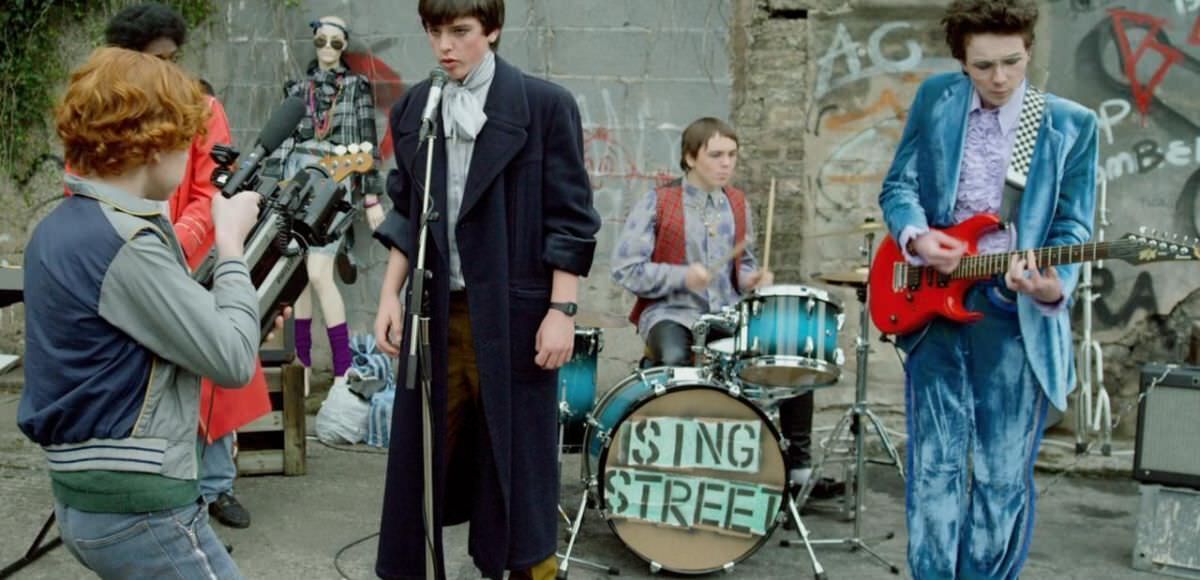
[316,142,375,183]
[1112,228,1200,264]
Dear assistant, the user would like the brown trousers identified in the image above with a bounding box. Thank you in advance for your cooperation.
[446,293,556,580]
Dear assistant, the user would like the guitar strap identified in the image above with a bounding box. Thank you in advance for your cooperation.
[999,85,1047,223]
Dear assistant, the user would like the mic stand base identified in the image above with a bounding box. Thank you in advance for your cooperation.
[0,511,62,579]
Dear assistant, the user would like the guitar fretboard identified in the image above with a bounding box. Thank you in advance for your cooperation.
[901,239,1138,286]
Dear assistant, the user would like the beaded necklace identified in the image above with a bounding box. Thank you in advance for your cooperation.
[308,71,345,141]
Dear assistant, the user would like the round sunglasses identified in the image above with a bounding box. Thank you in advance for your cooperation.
[314,36,345,51]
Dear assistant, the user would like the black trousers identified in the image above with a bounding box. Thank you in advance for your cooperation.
[645,320,814,468]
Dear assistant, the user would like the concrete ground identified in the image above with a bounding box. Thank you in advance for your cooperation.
[0,380,1164,580]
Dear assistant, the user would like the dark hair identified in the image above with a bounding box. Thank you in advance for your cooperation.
[418,0,504,48]
[104,2,188,52]
[680,117,738,172]
[941,0,1038,61]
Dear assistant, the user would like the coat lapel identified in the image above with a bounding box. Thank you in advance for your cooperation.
[930,78,971,225]
[459,56,530,221]
[394,87,450,257]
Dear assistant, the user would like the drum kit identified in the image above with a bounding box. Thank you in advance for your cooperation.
[553,219,905,579]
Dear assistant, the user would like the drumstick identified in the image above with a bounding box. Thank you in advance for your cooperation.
[763,177,776,272]
[707,238,749,278]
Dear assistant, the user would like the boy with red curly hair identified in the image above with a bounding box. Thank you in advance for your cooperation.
[19,47,263,579]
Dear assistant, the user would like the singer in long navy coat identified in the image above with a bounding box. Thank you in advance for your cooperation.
[372,55,599,579]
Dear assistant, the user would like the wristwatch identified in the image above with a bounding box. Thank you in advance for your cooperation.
[548,301,578,317]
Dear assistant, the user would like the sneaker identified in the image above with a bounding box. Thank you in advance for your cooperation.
[808,477,846,500]
[209,493,251,529]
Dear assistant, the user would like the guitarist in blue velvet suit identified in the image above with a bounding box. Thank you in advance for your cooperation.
[878,1,1098,578]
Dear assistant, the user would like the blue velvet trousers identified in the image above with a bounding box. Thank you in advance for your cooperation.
[903,286,1049,580]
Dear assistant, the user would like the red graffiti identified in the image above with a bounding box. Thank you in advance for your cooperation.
[1190,14,1200,45]
[581,127,673,190]
[1108,9,1184,116]
[344,52,406,162]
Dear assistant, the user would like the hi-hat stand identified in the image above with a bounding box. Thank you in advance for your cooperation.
[784,229,905,575]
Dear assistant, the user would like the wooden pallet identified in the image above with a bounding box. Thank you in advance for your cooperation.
[236,363,307,476]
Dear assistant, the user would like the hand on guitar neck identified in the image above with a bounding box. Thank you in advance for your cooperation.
[1004,250,1062,303]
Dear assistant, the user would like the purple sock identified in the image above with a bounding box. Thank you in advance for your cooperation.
[295,318,313,367]
[327,322,351,377]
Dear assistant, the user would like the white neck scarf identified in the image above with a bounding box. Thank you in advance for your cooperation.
[441,51,494,142]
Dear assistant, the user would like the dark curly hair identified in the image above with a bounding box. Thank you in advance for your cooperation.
[941,0,1038,61]
[104,2,188,52]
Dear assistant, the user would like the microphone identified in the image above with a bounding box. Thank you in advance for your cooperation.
[418,68,450,141]
[217,96,306,197]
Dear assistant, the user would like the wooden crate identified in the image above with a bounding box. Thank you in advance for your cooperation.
[236,364,307,476]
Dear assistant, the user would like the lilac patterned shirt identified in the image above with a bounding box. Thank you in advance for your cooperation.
[954,83,1025,254]
[611,179,758,339]
[901,82,1025,258]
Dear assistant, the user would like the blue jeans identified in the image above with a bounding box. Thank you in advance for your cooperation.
[903,286,1049,580]
[55,499,242,579]
[199,433,236,503]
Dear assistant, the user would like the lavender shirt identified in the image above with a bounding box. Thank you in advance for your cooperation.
[611,178,758,339]
[901,81,1024,257]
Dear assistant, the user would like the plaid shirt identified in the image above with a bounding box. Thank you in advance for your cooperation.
[264,65,383,197]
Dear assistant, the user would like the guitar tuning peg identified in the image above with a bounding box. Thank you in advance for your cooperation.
[334,144,348,156]
[360,142,374,153]
[348,143,360,154]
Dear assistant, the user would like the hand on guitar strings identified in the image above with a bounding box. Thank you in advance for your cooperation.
[912,230,968,274]
[1005,249,1063,303]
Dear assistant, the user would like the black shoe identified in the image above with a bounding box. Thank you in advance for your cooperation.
[209,493,251,529]
[808,477,846,500]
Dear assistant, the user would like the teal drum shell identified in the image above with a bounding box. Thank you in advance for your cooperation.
[734,284,845,390]
[557,327,603,428]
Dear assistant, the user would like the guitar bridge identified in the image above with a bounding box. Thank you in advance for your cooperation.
[892,262,906,292]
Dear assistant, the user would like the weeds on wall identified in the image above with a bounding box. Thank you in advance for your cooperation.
[0,0,216,196]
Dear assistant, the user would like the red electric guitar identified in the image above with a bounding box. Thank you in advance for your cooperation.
[869,214,1200,335]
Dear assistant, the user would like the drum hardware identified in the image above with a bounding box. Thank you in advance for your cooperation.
[808,218,886,239]
[553,326,620,577]
[786,228,904,575]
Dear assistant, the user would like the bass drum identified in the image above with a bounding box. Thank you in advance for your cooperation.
[583,367,787,574]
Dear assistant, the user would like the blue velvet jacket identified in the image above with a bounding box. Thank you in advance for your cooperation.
[880,72,1099,410]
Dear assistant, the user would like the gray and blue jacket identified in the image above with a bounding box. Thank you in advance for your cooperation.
[19,175,259,483]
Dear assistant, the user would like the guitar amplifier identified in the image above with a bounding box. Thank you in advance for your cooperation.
[1134,363,1200,489]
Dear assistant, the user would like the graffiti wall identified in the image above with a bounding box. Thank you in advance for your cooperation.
[1044,0,1200,333]
[804,9,958,274]
[190,0,734,379]
[803,1,1200,336]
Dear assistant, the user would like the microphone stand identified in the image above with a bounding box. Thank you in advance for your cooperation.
[407,115,441,580]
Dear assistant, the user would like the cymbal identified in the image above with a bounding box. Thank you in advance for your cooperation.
[815,267,868,287]
[575,310,630,329]
[809,220,886,239]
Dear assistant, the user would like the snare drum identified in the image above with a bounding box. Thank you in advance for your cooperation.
[733,285,845,389]
[584,367,787,574]
[558,327,604,429]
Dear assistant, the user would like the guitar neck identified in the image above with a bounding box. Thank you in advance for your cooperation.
[948,240,1130,280]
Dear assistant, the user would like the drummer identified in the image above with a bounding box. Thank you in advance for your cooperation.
[610,117,838,497]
